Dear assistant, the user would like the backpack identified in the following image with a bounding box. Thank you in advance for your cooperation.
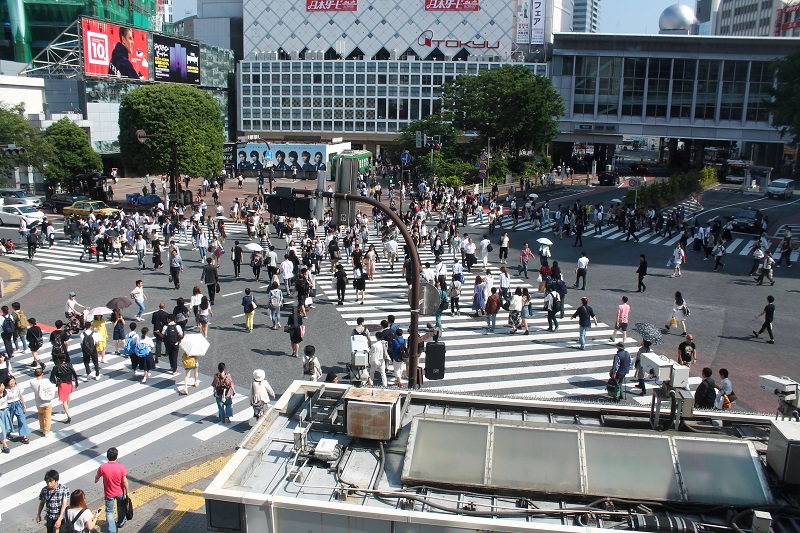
[164,324,179,345]
[390,337,408,362]
[438,289,449,311]
[243,295,255,313]
[50,332,66,359]
[552,293,562,313]
[80,332,96,355]
[1,316,13,335]
[303,356,315,375]
[213,373,229,397]
[134,340,150,357]
[268,290,281,309]
[557,280,568,296]
[14,310,27,332]
[124,334,138,356]
[36,380,56,402]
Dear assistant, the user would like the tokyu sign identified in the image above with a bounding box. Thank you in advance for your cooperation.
[418,30,500,49]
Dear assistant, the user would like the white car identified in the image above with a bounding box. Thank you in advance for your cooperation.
[0,205,46,227]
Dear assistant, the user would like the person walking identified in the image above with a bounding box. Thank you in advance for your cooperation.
[134,232,147,270]
[667,291,689,336]
[538,242,551,267]
[26,317,45,370]
[609,296,630,344]
[29,367,55,436]
[544,285,560,332]
[1,306,15,359]
[179,347,199,395]
[609,342,632,402]
[471,275,486,318]
[242,288,257,332]
[201,258,219,305]
[50,353,78,423]
[570,297,598,350]
[286,305,304,357]
[95,446,129,532]
[197,296,213,338]
[79,323,100,381]
[250,369,275,418]
[11,302,28,354]
[755,250,775,286]
[190,287,203,330]
[574,251,589,290]
[449,272,462,316]
[434,279,448,332]
[91,313,108,364]
[232,240,243,278]
[130,280,146,321]
[212,362,235,423]
[36,470,70,533]
[633,339,652,395]
[267,281,283,329]
[498,232,509,264]
[5,375,31,443]
[670,243,685,278]
[150,304,169,364]
[301,345,323,382]
[753,294,776,344]
[135,327,155,383]
[678,333,698,367]
[64,489,99,532]
[636,254,648,292]
[352,264,366,304]
[712,241,726,271]
[518,242,533,279]
[169,248,183,290]
[333,264,348,306]
[250,250,263,281]
[484,287,501,333]
[111,310,125,355]
[161,315,183,375]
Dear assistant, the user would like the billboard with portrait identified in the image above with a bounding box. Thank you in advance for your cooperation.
[152,34,201,85]
[82,18,149,80]
[236,143,331,172]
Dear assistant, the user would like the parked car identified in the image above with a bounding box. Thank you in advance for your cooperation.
[0,188,43,207]
[767,178,795,200]
[48,194,90,214]
[62,200,120,217]
[598,171,620,186]
[0,205,46,227]
[729,208,759,233]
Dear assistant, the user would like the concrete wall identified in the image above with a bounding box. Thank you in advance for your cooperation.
[0,75,44,114]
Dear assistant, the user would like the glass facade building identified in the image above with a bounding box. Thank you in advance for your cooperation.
[238,59,547,138]
[551,33,795,143]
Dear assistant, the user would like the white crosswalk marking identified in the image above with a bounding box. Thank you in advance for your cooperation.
[311,226,701,399]
[0,339,242,522]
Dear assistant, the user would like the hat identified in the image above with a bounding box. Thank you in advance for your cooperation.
[68,292,76,297]
[581,297,589,303]
[253,369,265,382]
[304,345,316,356]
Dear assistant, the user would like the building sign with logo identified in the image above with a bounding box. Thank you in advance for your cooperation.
[516,0,530,43]
[306,0,357,11]
[82,17,149,80]
[424,0,480,11]
[418,30,500,49]
[775,8,784,36]
[531,0,546,45]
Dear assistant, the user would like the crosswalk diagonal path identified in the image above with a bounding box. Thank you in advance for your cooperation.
[0,337,247,528]
[311,227,701,400]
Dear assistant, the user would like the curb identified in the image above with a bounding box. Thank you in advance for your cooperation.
[0,256,42,305]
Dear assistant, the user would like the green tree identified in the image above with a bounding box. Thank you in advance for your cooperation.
[395,114,462,159]
[770,51,800,145]
[0,102,54,184]
[44,118,102,186]
[118,85,224,178]
[442,65,564,160]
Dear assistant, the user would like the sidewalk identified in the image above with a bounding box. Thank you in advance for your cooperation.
[0,257,30,301]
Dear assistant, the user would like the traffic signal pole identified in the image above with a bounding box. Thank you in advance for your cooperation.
[289,187,424,388]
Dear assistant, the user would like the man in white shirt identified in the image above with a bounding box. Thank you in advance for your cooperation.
[130,279,147,321]
[28,368,55,436]
[434,257,447,280]
[479,235,491,267]
[134,234,147,270]
[385,236,398,271]
[279,254,295,294]
[575,251,590,290]
[421,263,436,285]
[464,238,477,272]
[197,228,209,262]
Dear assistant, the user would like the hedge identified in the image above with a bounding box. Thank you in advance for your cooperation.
[624,165,718,208]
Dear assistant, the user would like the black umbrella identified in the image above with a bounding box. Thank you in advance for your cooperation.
[106,296,133,310]
[106,229,120,238]
[635,322,663,345]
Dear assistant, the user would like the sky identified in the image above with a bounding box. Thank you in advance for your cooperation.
[599,0,676,34]
[172,0,674,35]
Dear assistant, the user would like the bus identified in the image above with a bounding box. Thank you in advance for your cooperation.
[330,150,373,181]
[721,159,751,184]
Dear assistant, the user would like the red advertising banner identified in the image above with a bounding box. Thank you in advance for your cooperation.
[424,0,480,11]
[306,0,357,11]
[82,18,149,79]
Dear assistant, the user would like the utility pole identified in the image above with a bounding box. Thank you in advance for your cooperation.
[289,188,425,388]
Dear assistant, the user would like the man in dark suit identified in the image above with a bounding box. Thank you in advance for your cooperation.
[151,303,170,363]
[200,257,219,304]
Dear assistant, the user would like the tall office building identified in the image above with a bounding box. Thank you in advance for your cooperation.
[713,0,800,36]
[573,0,601,32]
[695,0,721,33]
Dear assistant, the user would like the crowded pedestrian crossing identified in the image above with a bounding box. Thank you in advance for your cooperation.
[312,227,702,400]
[0,338,246,526]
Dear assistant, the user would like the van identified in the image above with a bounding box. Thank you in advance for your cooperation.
[767,179,795,200]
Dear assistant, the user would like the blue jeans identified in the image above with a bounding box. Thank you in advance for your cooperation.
[518,261,529,278]
[216,396,232,420]
[135,300,145,318]
[105,496,123,532]
[579,326,589,349]
[269,307,281,325]
[434,310,443,330]
[485,313,497,331]
[199,246,206,261]
[8,401,30,437]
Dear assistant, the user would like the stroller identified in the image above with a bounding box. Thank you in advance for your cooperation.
[0,238,15,255]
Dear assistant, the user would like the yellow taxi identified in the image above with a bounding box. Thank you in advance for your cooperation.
[62,200,121,217]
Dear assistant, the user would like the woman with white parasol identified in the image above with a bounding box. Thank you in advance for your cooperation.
[178,333,209,395]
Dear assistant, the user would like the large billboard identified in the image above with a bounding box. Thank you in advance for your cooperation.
[424,0,480,11]
[152,34,201,85]
[236,143,331,172]
[306,0,357,12]
[516,0,530,44]
[82,18,149,80]
[530,0,545,45]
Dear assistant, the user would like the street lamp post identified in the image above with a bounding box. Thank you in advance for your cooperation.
[486,136,495,195]
[136,129,180,197]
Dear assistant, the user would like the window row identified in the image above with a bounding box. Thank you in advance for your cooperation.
[242,98,441,121]
[241,73,459,86]
[241,120,412,133]
[241,84,441,97]
[241,60,499,75]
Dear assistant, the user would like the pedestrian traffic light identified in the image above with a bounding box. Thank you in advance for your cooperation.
[265,187,316,219]
[2,144,25,156]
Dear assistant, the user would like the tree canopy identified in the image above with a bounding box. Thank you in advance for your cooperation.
[442,65,564,157]
[44,118,102,185]
[770,51,800,145]
[395,113,463,159]
[0,102,54,183]
[118,84,224,178]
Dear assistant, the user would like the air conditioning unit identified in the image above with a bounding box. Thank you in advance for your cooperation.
[444,55,452,61]
[344,388,402,441]
[767,420,800,484]
[390,49,398,60]
[291,50,299,60]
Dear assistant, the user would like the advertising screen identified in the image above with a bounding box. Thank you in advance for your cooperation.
[82,18,149,79]
[236,143,330,172]
[306,0,357,12]
[152,34,201,85]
